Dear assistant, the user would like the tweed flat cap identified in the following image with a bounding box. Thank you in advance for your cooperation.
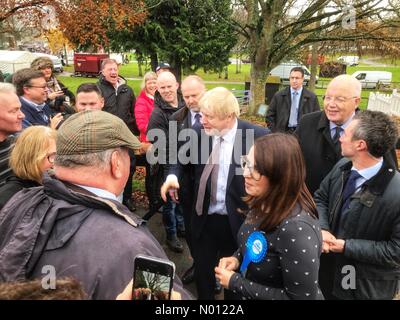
[57,110,141,155]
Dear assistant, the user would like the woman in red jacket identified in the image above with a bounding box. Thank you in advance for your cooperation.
[134,71,157,142]
[134,71,162,219]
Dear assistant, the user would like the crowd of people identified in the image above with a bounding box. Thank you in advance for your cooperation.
[0,59,399,300]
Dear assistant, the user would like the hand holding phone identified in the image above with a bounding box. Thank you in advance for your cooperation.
[132,254,175,300]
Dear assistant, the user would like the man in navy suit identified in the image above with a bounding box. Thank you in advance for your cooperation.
[266,67,320,133]
[12,68,63,129]
[161,87,269,299]
[169,75,206,284]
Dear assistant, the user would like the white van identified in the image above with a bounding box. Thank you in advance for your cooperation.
[269,61,315,86]
[337,56,359,66]
[351,71,392,89]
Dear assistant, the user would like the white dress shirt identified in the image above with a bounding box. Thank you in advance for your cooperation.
[208,118,238,215]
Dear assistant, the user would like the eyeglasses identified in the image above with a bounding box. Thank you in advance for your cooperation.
[26,85,48,90]
[323,95,357,104]
[240,155,262,181]
[47,152,56,164]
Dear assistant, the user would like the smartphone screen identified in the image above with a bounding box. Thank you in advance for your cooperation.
[132,255,175,300]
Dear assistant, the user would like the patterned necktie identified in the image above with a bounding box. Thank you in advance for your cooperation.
[288,91,299,128]
[195,137,222,216]
[192,113,202,134]
[332,126,342,154]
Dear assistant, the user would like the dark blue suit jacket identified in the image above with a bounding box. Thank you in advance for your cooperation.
[20,98,51,129]
[169,119,269,240]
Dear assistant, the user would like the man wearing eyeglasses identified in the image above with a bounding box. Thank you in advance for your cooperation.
[12,68,63,129]
[160,87,269,299]
[266,67,320,133]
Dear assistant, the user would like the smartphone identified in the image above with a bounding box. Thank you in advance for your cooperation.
[132,254,175,300]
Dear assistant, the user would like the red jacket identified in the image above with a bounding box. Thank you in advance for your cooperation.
[134,90,154,142]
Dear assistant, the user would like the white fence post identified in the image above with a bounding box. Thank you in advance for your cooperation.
[367,89,400,116]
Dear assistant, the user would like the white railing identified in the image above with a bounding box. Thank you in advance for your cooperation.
[367,89,400,116]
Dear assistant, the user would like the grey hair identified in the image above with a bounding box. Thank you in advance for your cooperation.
[101,58,119,71]
[352,110,398,158]
[55,148,122,169]
[0,83,16,95]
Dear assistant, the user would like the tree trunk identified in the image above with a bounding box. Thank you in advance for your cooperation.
[138,60,143,77]
[175,64,182,84]
[309,43,319,92]
[236,52,239,74]
[63,44,69,66]
[248,64,268,115]
[150,53,158,72]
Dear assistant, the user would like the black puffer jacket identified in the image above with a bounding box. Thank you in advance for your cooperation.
[147,91,186,166]
[315,158,400,299]
[97,75,139,135]
[0,174,192,300]
[0,174,39,210]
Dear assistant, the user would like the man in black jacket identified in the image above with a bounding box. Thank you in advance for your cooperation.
[314,110,400,300]
[147,71,186,253]
[266,67,320,133]
[97,59,138,211]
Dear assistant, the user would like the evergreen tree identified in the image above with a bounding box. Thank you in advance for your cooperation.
[110,0,236,82]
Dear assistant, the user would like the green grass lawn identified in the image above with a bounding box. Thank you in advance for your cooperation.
[58,60,399,111]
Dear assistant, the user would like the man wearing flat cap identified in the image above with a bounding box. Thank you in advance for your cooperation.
[0,111,191,300]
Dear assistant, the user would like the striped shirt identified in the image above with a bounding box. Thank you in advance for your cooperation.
[0,135,15,187]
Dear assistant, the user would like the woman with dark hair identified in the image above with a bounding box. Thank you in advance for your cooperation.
[215,133,324,300]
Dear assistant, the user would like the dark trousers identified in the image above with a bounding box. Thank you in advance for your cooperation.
[193,214,237,300]
[319,252,338,300]
[180,184,195,256]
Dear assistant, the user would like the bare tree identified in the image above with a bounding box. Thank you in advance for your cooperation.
[230,0,400,114]
[0,0,49,23]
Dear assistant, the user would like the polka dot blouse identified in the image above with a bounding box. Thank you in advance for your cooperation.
[229,206,324,300]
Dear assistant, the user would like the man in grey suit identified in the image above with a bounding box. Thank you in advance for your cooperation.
[266,67,320,133]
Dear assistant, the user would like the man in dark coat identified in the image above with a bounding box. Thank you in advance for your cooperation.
[314,110,400,300]
[168,75,206,284]
[147,71,186,253]
[0,110,191,300]
[266,67,320,133]
[97,59,138,211]
[161,87,270,299]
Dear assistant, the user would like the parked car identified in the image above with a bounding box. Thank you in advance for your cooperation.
[337,55,359,66]
[269,61,316,86]
[351,70,392,89]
